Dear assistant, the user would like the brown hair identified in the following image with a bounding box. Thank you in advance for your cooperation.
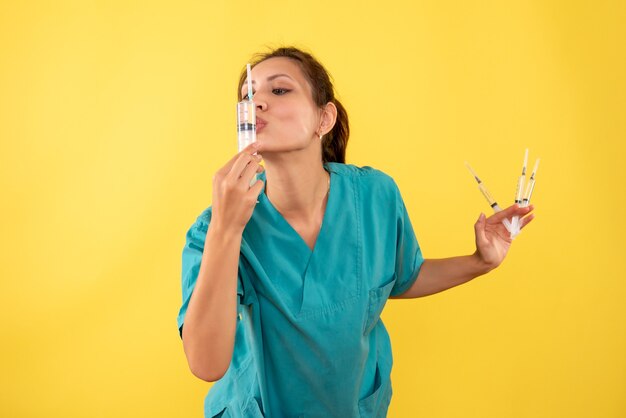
[237,47,349,164]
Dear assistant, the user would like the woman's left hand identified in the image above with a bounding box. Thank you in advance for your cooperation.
[473,204,535,272]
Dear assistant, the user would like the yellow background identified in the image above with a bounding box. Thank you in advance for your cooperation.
[1,1,624,417]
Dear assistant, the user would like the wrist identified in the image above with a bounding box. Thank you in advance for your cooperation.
[470,251,496,276]
[207,221,243,245]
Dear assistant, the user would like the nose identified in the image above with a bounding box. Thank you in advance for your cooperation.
[255,96,267,112]
[251,88,267,111]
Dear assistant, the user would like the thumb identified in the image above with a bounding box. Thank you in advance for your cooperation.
[475,213,487,243]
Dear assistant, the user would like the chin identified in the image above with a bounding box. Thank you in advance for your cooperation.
[256,137,309,154]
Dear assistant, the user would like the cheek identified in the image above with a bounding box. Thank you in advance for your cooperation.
[295,108,319,136]
[275,108,318,139]
[294,113,318,137]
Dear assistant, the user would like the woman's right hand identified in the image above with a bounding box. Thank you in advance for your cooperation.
[210,142,265,234]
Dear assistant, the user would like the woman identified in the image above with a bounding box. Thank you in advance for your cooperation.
[177,47,534,418]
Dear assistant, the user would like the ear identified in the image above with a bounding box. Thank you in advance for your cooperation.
[318,102,338,137]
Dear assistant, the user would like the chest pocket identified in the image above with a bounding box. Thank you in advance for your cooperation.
[363,276,396,335]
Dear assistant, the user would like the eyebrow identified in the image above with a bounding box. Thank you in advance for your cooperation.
[248,73,294,85]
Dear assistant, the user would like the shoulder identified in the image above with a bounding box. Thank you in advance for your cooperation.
[326,162,400,196]
[188,206,213,232]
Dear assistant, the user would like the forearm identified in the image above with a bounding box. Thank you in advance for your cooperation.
[407,253,493,298]
[182,223,241,382]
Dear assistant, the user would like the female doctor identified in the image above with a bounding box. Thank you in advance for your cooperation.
[177,47,534,418]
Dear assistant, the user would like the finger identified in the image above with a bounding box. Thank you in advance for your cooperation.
[239,157,262,186]
[241,141,260,154]
[519,213,535,230]
[488,213,515,241]
[228,152,261,181]
[219,142,260,175]
[489,204,532,224]
[247,179,265,199]
[474,213,488,245]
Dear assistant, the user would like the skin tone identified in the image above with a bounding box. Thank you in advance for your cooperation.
[240,57,338,250]
[391,205,534,299]
[181,58,336,381]
[181,56,535,382]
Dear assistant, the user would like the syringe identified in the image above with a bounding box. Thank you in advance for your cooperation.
[512,149,529,235]
[522,158,539,207]
[237,63,257,186]
[465,162,515,235]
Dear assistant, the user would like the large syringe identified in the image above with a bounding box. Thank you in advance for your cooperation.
[237,64,257,186]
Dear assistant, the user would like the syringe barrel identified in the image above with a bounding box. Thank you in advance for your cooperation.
[237,100,256,152]
[478,183,498,207]
[515,175,525,203]
[237,100,257,187]
[522,180,536,206]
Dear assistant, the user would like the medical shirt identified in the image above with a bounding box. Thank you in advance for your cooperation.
[177,163,424,418]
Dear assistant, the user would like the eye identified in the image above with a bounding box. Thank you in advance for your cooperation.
[272,88,290,95]
[242,91,254,100]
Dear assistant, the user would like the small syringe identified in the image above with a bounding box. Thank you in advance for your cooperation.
[237,64,257,186]
[512,149,529,235]
[522,158,540,207]
[465,162,515,235]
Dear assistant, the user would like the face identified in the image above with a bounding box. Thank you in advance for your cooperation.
[241,57,322,154]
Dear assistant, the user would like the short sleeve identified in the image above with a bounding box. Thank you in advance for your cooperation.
[176,211,246,338]
[177,217,209,338]
[390,184,424,297]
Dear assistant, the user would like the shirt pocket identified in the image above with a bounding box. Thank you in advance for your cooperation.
[205,309,260,417]
[363,275,396,335]
[358,361,393,417]
[208,398,264,418]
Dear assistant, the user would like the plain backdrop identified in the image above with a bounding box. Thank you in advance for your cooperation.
[1,1,624,417]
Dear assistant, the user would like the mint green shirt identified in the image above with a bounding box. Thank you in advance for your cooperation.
[178,163,424,417]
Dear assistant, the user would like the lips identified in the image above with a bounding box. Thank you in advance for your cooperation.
[256,117,267,131]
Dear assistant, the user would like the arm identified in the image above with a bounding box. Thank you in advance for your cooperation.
[391,255,490,298]
[182,224,241,382]
[181,143,264,382]
[392,204,535,299]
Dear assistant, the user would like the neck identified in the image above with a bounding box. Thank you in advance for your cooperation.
[263,153,330,220]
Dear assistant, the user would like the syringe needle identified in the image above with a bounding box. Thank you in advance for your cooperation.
[465,161,481,182]
[246,64,253,101]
